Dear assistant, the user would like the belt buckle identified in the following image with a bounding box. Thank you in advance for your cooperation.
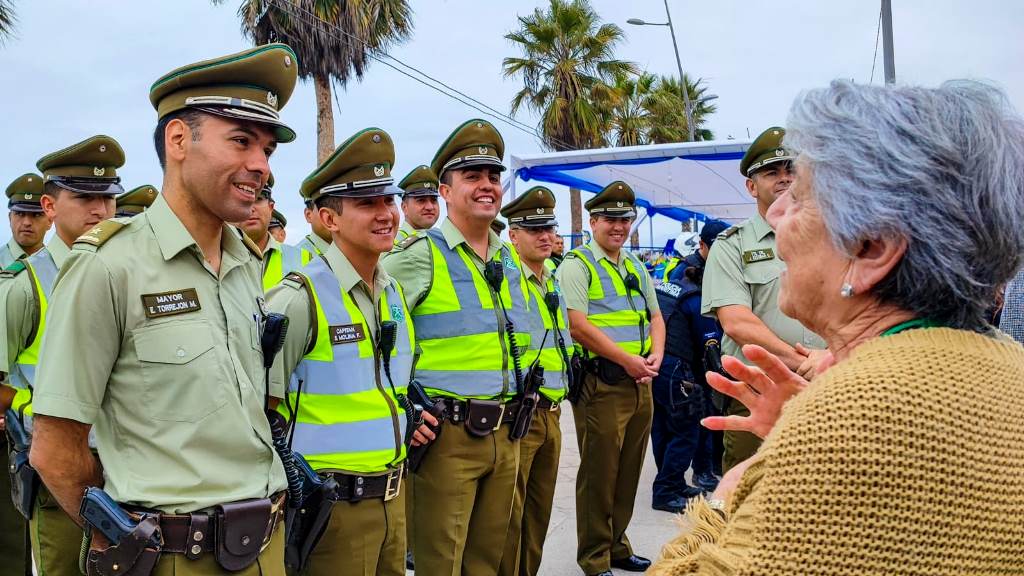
[493,403,506,431]
[548,400,560,412]
[384,469,401,502]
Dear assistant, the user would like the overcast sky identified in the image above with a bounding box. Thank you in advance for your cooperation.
[2,0,1022,248]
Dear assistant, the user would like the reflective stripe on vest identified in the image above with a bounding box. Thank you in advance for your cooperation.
[287,256,415,474]
[525,275,572,403]
[412,228,531,399]
[263,244,308,291]
[572,246,652,356]
[10,249,60,419]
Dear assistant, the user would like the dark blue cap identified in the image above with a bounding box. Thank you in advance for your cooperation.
[700,220,730,246]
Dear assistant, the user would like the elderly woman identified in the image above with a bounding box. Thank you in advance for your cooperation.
[649,79,1024,575]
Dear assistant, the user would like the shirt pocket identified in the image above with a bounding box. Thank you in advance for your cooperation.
[741,258,782,286]
[134,319,228,423]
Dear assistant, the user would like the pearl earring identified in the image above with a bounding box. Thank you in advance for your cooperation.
[840,283,854,298]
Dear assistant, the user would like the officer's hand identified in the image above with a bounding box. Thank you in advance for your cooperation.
[701,344,807,439]
[794,344,833,380]
[623,354,657,380]
[645,351,664,373]
[410,412,439,447]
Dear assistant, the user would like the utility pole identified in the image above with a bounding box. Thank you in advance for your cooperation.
[881,0,896,84]
[662,0,695,141]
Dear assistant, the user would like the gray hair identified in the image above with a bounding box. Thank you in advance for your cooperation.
[785,79,1024,331]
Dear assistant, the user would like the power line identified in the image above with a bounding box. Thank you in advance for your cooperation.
[265,0,578,151]
[869,5,882,84]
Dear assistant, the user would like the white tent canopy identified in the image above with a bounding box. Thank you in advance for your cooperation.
[508,139,755,223]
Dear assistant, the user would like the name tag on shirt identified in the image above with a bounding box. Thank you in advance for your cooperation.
[330,323,366,345]
[742,248,775,264]
[141,289,202,318]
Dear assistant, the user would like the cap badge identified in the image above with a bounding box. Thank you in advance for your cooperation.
[775,149,784,157]
[423,183,430,188]
[536,208,544,214]
[373,165,386,177]
[24,194,33,200]
[93,167,106,177]
[99,145,107,152]
[284,55,292,67]
[478,146,488,155]
[267,91,279,108]
[616,201,623,208]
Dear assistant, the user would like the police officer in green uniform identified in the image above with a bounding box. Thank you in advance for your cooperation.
[395,164,439,245]
[0,135,124,576]
[295,198,332,256]
[382,118,531,576]
[269,208,287,243]
[498,186,572,576]
[701,126,826,472]
[115,184,159,218]
[29,43,299,576]
[2,173,51,269]
[236,173,309,290]
[267,127,436,576]
[556,181,665,576]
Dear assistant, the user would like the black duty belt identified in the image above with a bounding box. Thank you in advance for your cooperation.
[536,397,561,411]
[321,464,405,502]
[439,397,520,425]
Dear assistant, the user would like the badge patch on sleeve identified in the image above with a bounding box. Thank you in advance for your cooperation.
[141,289,202,318]
[330,323,366,345]
[742,248,775,264]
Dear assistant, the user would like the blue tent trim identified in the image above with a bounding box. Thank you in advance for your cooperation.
[516,152,745,223]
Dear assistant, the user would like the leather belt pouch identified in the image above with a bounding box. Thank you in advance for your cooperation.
[596,357,629,383]
[86,516,162,576]
[7,443,39,519]
[464,399,504,437]
[214,498,271,571]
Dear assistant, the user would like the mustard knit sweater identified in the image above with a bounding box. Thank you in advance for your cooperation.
[649,328,1024,575]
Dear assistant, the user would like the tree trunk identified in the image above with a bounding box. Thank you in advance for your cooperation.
[630,229,640,249]
[570,187,583,248]
[314,73,335,164]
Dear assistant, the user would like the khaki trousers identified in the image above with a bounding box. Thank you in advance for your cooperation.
[305,479,406,576]
[572,371,652,574]
[498,405,562,576]
[31,484,84,576]
[411,419,519,576]
[722,401,762,472]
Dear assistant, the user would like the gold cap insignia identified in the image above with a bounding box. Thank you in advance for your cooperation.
[775,149,784,157]
[25,194,33,200]
[536,208,544,214]
[616,201,623,207]
[478,146,489,155]
[423,182,430,188]
[373,165,386,177]
[93,167,106,176]
[267,91,279,108]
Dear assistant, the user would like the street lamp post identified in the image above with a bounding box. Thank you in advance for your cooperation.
[627,0,695,141]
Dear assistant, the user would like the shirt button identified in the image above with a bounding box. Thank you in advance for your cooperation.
[176,347,186,358]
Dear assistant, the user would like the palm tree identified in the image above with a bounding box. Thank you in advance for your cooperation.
[605,71,657,147]
[215,0,413,162]
[650,74,716,142]
[504,0,636,247]
[0,0,17,43]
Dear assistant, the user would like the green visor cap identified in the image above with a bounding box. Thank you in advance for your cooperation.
[115,184,159,217]
[301,128,401,202]
[501,186,557,227]
[490,218,507,234]
[6,173,45,213]
[585,180,636,218]
[269,209,287,229]
[150,43,299,143]
[399,164,439,197]
[37,135,126,195]
[431,118,505,177]
[740,126,793,176]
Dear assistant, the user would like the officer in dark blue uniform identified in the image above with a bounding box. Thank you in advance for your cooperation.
[650,220,729,513]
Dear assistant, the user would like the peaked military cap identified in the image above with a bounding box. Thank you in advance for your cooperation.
[399,165,439,198]
[501,186,556,228]
[261,173,275,200]
[490,218,506,235]
[585,181,636,218]
[740,126,792,176]
[150,43,299,143]
[269,209,287,229]
[37,135,126,195]
[115,185,159,217]
[301,127,400,202]
[432,119,505,177]
[6,173,45,213]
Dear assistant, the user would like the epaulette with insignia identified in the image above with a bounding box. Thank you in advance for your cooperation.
[720,226,740,239]
[75,219,128,247]
[236,227,263,260]
[397,232,427,251]
[0,260,27,277]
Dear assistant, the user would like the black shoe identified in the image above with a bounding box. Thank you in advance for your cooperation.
[694,471,721,493]
[406,550,415,571]
[652,496,687,513]
[680,483,705,498]
[585,571,613,576]
[611,554,652,572]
